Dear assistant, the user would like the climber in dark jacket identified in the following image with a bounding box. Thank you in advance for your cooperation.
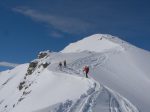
[64,60,66,67]
[59,62,62,70]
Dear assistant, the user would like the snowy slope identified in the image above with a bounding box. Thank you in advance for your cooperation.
[0,34,149,112]
[62,34,124,53]
[0,58,96,112]
[62,34,150,112]
[11,71,95,112]
[0,58,139,112]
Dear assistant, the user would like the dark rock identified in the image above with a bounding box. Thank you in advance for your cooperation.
[42,62,50,68]
[38,52,48,59]
[27,61,38,75]
[23,90,31,95]
[25,86,28,90]
[29,84,31,87]
[29,61,38,68]
[18,81,25,90]
[24,76,26,80]
[27,69,33,75]
[18,97,24,102]
[23,91,26,95]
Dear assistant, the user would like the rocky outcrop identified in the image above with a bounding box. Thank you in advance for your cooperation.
[38,51,49,59]
[41,62,50,68]
[27,61,38,75]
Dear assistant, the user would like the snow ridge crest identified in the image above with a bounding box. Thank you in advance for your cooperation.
[61,34,125,53]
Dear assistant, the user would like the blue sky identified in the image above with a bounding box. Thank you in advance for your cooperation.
[0,0,150,70]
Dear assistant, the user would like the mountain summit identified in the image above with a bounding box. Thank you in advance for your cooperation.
[0,34,150,112]
[62,34,124,53]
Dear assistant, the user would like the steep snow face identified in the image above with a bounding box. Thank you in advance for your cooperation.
[0,64,29,112]
[0,61,95,112]
[11,70,94,112]
[62,34,124,53]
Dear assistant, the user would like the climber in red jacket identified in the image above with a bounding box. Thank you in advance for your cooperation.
[83,66,89,78]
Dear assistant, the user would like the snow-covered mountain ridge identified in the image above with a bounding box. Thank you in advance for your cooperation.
[0,34,150,112]
[61,34,128,53]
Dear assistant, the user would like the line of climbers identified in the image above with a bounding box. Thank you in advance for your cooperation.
[58,60,66,68]
[58,60,89,78]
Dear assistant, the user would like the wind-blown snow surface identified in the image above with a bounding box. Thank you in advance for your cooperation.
[0,34,149,112]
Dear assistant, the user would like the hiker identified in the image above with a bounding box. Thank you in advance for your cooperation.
[58,62,62,70]
[63,60,66,67]
[83,65,89,78]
